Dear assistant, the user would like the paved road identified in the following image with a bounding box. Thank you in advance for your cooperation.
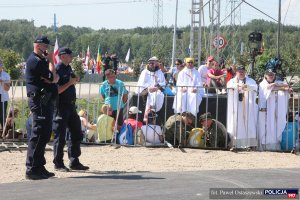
[9,82,138,100]
[1,168,299,200]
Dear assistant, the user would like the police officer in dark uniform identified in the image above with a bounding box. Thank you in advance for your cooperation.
[52,47,89,171]
[102,52,112,81]
[25,35,59,180]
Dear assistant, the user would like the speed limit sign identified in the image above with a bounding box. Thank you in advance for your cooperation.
[212,35,227,49]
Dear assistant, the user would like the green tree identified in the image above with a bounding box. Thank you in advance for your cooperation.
[0,49,22,80]
[71,57,85,79]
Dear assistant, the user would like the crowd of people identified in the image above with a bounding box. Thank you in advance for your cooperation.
[0,34,294,181]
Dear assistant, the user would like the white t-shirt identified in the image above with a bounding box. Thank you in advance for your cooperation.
[0,71,10,102]
[198,65,208,85]
[141,124,162,144]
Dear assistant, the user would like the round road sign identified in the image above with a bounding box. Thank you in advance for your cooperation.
[212,36,227,49]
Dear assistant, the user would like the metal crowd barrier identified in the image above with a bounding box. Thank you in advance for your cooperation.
[0,80,299,153]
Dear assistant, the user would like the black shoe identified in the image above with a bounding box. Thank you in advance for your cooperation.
[69,163,89,171]
[25,171,48,180]
[40,166,55,177]
[54,165,70,172]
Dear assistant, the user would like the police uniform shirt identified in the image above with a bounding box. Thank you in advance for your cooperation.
[56,63,76,103]
[26,52,57,97]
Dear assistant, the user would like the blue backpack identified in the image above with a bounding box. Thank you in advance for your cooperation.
[281,122,299,151]
[117,123,134,145]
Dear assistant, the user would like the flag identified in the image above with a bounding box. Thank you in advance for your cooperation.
[96,45,102,74]
[84,45,90,69]
[125,48,130,62]
[53,38,59,65]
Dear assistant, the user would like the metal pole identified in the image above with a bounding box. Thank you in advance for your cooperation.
[198,0,203,67]
[171,0,179,68]
[277,0,281,58]
[190,0,194,57]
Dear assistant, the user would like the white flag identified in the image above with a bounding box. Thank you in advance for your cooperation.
[53,38,59,65]
[84,45,90,69]
[125,48,130,62]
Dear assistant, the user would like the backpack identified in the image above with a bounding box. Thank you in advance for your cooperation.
[281,122,299,151]
[187,128,205,147]
[117,123,134,145]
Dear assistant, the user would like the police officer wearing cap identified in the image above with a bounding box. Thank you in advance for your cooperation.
[25,35,59,180]
[52,47,89,172]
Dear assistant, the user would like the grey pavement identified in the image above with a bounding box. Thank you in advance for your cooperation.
[1,168,299,200]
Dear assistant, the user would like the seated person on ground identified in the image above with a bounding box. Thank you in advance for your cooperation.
[96,104,115,143]
[124,106,143,143]
[140,110,163,145]
[199,112,231,148]
[78,109,97,142]
[2,108,23,139]
[164,112,195,147]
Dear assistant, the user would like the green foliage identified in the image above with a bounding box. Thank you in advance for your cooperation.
[71,57,85,79]
[0,19,299,74]
[0,48,22,80]
[132,57,142,78]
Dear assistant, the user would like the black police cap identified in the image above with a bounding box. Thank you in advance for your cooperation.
[58,47,73,56]
[34,35,51,45]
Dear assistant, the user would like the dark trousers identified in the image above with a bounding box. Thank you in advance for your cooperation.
[0,100,8,129]
[52,103,82,167]
[26,98,54,173]
[112,108,124,127]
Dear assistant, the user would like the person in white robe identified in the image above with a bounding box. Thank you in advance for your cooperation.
[258,69,293,151]
[227,65,258,149]
[173,57,204,117]
[136,56,166,113]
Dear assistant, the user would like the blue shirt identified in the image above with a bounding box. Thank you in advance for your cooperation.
[100,79,128,111]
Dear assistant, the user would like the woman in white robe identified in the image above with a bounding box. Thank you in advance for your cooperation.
[227,66,258,149]
[258,69,292,150]
[136,57,166,112]
[173,58,204,117]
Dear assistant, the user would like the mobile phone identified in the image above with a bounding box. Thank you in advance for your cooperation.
[42,50,49,57]
[39,48,48,57]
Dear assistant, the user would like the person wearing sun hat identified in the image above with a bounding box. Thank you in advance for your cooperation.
[173,57,204,117]
[226,65,258,150]
[136,56,166,114]
[258,68,293,151]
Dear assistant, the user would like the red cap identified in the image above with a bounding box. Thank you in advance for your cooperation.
[207,56,215,61]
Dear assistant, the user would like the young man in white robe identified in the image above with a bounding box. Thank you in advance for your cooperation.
[258,69,293,151]
[136,56,166,114]
[227,66,258,149]
[173,57,204,117]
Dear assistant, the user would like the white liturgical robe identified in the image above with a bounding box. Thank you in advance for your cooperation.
[173,67,204,116]
[258,79,289,150]
[227,76,258,148]
[136,68,166,112]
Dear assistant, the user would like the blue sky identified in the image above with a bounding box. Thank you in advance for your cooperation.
[0,0,299,30]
